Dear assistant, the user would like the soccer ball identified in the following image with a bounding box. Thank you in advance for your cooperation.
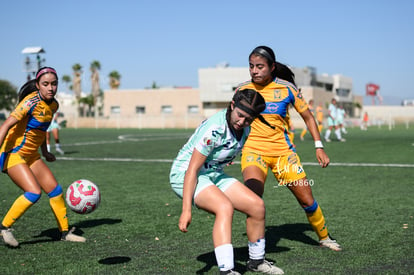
[65,179,101,214]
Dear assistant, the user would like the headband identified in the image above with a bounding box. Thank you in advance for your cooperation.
[36,68,57,80]
[234,91,261,117]
[253,47,275,63]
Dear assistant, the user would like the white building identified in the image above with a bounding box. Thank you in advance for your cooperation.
[61,65,363,129]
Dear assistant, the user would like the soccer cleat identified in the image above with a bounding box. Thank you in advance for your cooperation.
[339,138,346,142]
[247,259,284,274]
[319,235,342,251]
[56,148,65,155]
[220,270,241,275]
[1,228,19,247]
[61,227,86,243]
[325,138,331,142]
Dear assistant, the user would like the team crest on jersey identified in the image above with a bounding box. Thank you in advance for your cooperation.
[273,89,281,99]
[203,137,213,146]
[297,90,303,99]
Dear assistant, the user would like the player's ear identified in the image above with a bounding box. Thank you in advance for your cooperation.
[231,101,235,110]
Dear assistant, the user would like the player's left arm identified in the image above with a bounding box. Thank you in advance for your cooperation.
[300,110,330,168]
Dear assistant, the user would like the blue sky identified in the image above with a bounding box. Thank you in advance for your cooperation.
[1,0,413,105]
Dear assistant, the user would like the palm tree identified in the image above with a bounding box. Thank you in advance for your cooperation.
[90,61,101,112]
[72,63,83,118]
[79,94,95,117]
[90,60,101,71]
[109,70,121,89]
[72,63,82,100]
[62,75,72,91]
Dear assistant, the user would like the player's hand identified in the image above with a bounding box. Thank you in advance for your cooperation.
[43,152,56,162]
[178,211,192,233]
[316,148,330,168]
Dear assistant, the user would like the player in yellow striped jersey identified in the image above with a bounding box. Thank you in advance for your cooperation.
[237,46,342,252]
[0,67,85,247]
[315,102,324,133]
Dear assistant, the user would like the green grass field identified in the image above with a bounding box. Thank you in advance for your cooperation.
[0,125,413,274]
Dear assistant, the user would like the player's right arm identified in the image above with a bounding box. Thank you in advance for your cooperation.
[179,149,207,233]
[0,116,18,148]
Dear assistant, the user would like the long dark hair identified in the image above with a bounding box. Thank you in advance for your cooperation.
[18,66,58,102]
[249,46,296,86]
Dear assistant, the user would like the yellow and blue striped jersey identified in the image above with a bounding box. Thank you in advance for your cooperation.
[236,78,308,156]
[1,91,58,156]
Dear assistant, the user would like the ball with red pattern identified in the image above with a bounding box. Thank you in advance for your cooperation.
[65,179,101,214]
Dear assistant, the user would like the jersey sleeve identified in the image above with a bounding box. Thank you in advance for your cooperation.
[194,125,223,157]
[10,98,34,121]
[291,86,308,114]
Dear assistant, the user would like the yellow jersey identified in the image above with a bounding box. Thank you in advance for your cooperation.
[236,78,308,156]
[316,106,324,123]
[1,91,58,156]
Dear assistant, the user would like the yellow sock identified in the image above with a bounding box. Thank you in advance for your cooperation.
[49,194,68,232]
[300,129,307,138]
[2,195,33,228]
[318,124,323,133]
[306,205,329,240]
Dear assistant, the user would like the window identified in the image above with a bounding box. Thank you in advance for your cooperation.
[187,105,199,114]
[136,106,145,114]
[161,105,172,113]
[336,88,350,97]
[111,106,120,114]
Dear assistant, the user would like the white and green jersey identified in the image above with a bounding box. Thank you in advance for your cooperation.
[170,109,250,183]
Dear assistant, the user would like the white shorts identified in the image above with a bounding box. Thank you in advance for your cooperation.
[327,117,336,127]
[47,120,60,132]
[170,170,237,205]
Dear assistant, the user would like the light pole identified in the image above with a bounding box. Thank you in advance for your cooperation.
[22,47,46,80]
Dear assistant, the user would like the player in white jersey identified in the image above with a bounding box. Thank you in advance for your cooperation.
[324,98,345,142]
[336,105,347,134]
[170,89,284,275]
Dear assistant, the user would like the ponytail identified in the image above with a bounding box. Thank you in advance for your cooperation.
[18,79,38,103]
[275,62,296,86]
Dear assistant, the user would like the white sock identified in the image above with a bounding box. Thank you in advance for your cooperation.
[335,129,342,140]
[325,130,331,139]
[56,143,61,149]
[248,238,265,260]
[214,243,234,271]
[47,144,51,152]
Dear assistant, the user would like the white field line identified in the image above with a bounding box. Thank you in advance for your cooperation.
[58,134,413,168]
[64,133,191,147]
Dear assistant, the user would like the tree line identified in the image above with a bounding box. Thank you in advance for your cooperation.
[0,62,121,116]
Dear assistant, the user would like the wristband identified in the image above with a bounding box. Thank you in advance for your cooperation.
[315,140,324,149]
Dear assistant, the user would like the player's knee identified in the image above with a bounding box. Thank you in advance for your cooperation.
[48,184,63,198]
[24,192,41,203]
[303,200,318,213]
[216,200,234,217]
[250,198,266,219]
